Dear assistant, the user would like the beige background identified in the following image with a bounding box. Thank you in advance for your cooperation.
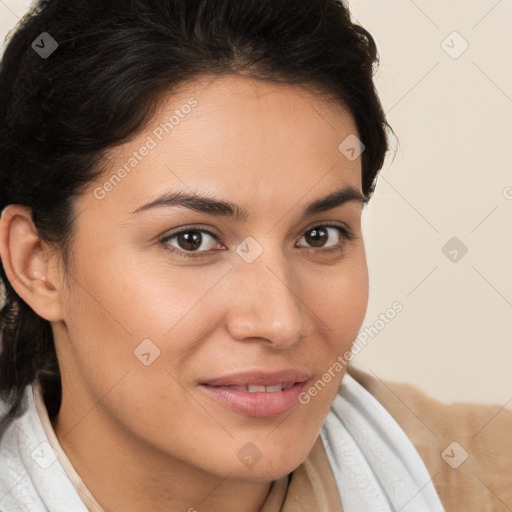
[1,0,511,405]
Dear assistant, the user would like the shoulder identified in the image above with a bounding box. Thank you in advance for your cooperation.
[346,365,512,511]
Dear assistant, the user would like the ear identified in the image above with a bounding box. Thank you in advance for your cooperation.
[0,204,64,322]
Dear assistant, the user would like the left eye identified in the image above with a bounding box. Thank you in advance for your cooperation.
[297,225,348,249]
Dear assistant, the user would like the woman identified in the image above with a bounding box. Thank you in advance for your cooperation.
[0,0,509,511]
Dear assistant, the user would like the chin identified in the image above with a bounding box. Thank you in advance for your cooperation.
[221,443,307,481]
[225,460,300,482]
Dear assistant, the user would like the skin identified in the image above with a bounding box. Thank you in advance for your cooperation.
[0,74,369,512]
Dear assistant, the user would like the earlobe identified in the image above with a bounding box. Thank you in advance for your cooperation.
[0,204,63,322]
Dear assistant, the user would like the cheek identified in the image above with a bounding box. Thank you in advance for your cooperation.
[311,254,370,348]
[67,241,231,340]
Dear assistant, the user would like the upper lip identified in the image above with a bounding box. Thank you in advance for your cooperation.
[201,369,312,387]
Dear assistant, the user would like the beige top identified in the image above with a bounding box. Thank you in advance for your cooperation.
[32,380,343,512]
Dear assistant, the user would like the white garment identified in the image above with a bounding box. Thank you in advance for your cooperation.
[0,372,445,511]
[321,372,445,511]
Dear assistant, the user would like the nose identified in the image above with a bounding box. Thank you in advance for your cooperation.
[224,249,307,349]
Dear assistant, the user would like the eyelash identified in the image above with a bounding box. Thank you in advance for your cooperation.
[159,222,355,259]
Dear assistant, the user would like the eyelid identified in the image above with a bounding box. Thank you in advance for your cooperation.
[162,224,220,240]
[301,220,353,239]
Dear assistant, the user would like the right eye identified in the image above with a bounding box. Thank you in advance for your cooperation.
[160,227,222,258]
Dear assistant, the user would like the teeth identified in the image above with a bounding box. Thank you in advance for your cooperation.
[216,383,293,392]
[248,385,267,393]
[264,384,284,392]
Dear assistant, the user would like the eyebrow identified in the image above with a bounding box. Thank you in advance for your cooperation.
[130,184,368,220]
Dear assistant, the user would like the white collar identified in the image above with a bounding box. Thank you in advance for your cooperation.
[0,381,100,511]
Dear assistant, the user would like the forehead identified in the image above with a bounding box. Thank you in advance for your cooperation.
[87,74,362,218]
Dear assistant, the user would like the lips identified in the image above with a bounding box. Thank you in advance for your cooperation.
[200,369,311,388]
[199,368,312,417]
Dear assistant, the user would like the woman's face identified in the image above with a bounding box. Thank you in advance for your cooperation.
[53,74,369,480]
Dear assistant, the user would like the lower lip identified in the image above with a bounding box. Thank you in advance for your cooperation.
[199,382,308,417]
